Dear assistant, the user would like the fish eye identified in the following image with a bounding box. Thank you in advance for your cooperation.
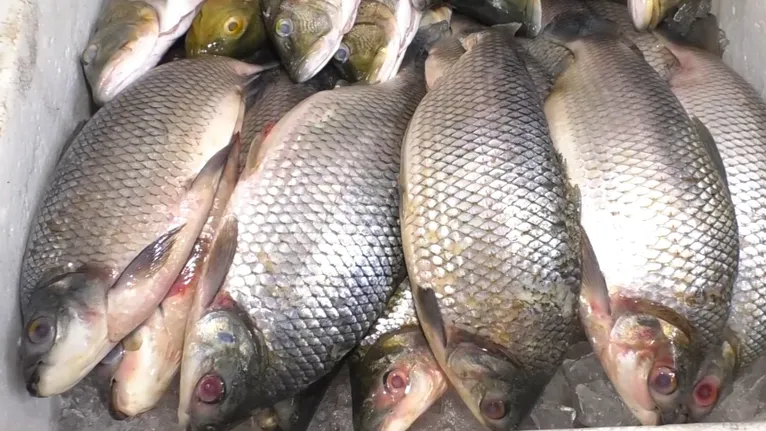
[383,369,408,394]
[196,373,226,404]
[275,18,294,37]
[649,366,678,395]
[224,17,243,35]
[480,398,507,420]
[26,317,54,344]
[334,43,350,63]
[693,376,720,407]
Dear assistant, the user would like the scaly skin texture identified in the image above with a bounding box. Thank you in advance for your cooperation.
[544,32,738,424]
[180,41,432,430]
[402,27,582,429]
[21,57,248,302]
[660,40,766,417]
[585,0,679,80]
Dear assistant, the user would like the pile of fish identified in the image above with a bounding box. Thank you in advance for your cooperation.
[16,0,766,430]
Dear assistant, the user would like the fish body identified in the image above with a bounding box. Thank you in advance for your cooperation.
[652,36,766,420]
[19,57,269,398]
[423,13,485,91]
[82,0,205,104]
[333,0,422,84]
[261,0,362,82]
[542,17,739,425]
[401,24,583,430]
[350,278,448,431]
[178,27,443,430]
[185,0,268,59]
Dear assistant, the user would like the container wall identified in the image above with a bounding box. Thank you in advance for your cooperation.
[712,0,766,96]
[0,0,99,429]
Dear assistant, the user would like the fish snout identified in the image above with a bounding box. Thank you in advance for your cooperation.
[25,367,41,397]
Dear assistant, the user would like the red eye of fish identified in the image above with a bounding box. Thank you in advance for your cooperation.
[693,377,720,407]
[649,366,678,395]
[383,369,408,394]
[196,374,225,404]
[480,398,507,420]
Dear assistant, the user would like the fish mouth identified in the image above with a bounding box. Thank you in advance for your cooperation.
[89,32,158,104]
[378,363,449,431]
[605,340,662,425]
[628,0,654,31]
[288,34,341,83]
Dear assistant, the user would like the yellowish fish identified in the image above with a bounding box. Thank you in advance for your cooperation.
[186,0,267,58]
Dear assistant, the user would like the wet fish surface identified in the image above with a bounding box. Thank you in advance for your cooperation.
[19,56,268,398]
[178,25,447,430]
[82,0,206,104]
[651,34,766,421]
[185,0,268,59]
[543,15,738,426]
[401,23,583,430]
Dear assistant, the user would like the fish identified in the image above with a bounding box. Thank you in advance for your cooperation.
[448,0,543,36]
[261,0,362,83]
[332,0,422,84]
[185,0,268,59]
[349,278,448,431]
[81,0,206,105]
[177,23,449,430]
[648,31,766,421]
[19,57,273,398]
[584,0,680,80]
[401,23,584,430]
[542,14,739,425]
[107,127,244,419]
[628,0,682,30]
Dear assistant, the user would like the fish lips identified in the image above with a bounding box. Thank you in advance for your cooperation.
[285,33,342,83]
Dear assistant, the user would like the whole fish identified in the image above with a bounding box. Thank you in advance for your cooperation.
[332,0,422,84]
[648,33,766,421]
[82,0,205,105]
[177,23,449,431]
[542,14,739,425]
[350,278,448,431]
[628,0,682,30]
[108,129,243,418]
[185,0,268,59]
[261,0,362,82]
[401,23,583,430]
[19,57,272,398]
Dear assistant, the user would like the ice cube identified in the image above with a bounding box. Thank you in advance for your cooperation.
[563,352,606,386]
[574,379,640,427]
[306,366,353,431]
[411,390,484,431]
[529,403,577,430]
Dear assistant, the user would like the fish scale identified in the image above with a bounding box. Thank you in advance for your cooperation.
[662,42,766,366]
[545,35,738,353]
[21,57,244,305]
[402,26,582,429]
[201,50,427,405]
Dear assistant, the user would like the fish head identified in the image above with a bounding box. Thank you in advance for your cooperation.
[261,0,339,82]
[333,22,391,84]
[443,338,530,430]
[21,270,111,397]
[185,0,258,58]
[179,307,262,430]
[686,341,737,421]
[351,328,448,431]
[604,312,696,425]
[81,0,160,105]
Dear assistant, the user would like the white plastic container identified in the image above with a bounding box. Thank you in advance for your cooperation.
[0,0,763,429]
